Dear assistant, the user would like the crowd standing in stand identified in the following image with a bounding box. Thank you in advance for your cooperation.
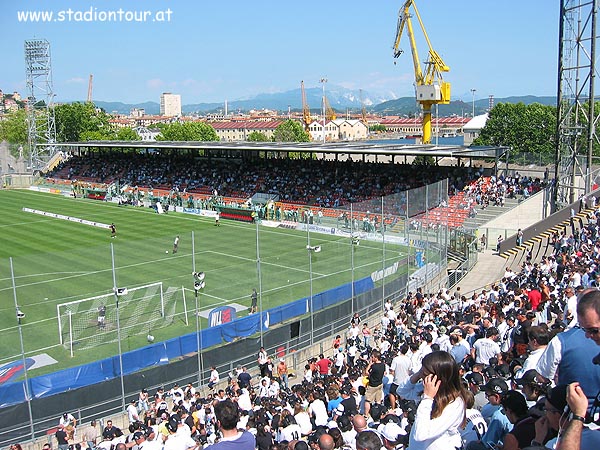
[52,196,600,448]
[29,154,600,450]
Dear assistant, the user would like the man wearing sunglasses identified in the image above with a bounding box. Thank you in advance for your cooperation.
[577,290,600,347]
[536,288,600,411]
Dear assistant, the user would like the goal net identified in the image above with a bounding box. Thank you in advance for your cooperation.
[57,282,183,352]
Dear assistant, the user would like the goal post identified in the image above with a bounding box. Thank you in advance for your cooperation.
[56,282,183,353]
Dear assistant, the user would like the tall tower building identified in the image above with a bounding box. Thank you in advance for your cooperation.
[160,92,181,117]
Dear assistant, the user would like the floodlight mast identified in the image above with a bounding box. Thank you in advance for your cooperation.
[24,38,57,171]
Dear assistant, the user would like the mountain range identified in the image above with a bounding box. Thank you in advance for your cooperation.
[93,85,556,117]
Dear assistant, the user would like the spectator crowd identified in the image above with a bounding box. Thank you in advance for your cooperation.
[46,199,600,450]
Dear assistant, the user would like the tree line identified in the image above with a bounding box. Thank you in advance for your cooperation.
[3,100,596,162]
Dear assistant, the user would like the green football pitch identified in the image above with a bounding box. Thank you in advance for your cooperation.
[0,189,407,377]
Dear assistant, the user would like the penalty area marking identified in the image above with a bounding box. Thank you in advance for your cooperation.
[22,207,111,229]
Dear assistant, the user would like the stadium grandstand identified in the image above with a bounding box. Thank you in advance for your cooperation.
[6,141,600,450]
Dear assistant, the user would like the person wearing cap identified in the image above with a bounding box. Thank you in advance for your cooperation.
[127,399,140,425]
[277,358,289,390]
[138,388,150,415]
[59,412,77,440]
[466,379,512,450]
[514,369,549,409]
[511,310,532,358]
[380,422,407,450]
[163,414,198,450]
[434,326,451,353]
[499,390,536,450]
[464,372,487,411]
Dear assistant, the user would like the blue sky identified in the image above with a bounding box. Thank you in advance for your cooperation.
[0,0,560,106]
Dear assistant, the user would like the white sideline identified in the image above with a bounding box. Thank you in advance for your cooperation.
[22,207,111,229]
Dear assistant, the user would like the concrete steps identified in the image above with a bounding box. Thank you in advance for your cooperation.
[462,197,520,229]
[499,206,598,264]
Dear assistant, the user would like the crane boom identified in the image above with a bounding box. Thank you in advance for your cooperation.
[301,80,311,130]
[87,74,93,103]
[392,0,450,144]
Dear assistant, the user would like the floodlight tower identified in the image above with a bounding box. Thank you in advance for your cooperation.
[24,39,57,172]
[553,1,599,210]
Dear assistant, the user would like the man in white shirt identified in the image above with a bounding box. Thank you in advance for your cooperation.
[563,286,578,329]
[126,399,140,424]
[388,343,411,410]
[471,327,502,366]
[513,325,548,380]
[208,366,220,391]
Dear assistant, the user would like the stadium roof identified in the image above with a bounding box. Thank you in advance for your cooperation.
[56,140,509,159]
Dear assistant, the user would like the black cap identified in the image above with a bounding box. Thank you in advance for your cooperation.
[514,369,543,386]
[483,378,508,395]
[465,372,485,386]
[546,385,568,411]
[133,432,145,440]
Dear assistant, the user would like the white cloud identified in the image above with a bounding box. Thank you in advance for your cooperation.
[66,77,86,84]
[146,78,164,89]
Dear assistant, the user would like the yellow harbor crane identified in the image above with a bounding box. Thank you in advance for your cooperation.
[392,0,450,144]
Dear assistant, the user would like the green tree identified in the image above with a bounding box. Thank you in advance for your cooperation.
[473,103,556,160]
[370,124,387,133]
[54,102,111,142]
[412,155,436,165]
[273,119,310,142]
[0,109,28,145]
[116,127,141,141]
[156,121,218,141]
[247,131,269,142]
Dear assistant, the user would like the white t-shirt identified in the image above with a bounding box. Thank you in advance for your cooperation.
[390,353,411,386]
[308,399,328,426]
[472,338,501,365]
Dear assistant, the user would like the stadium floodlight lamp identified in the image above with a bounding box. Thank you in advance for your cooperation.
[194,280,206,291]
[115,287,129,296]
[192,272,205,282]
[16,307,25,320]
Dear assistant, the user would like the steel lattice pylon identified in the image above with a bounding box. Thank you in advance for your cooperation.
[24,39,57,172]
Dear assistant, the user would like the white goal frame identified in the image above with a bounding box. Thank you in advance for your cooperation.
[56,282,165,345]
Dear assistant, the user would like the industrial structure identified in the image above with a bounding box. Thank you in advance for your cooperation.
[24,39,57,172]
[554,0,600,211]
[392,0,450,145]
